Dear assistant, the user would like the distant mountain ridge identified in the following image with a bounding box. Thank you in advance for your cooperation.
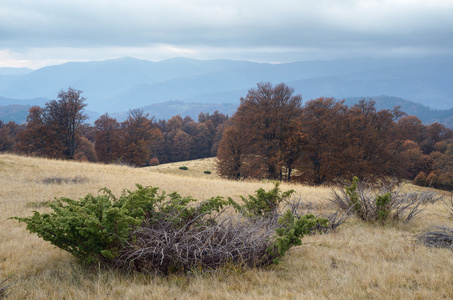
[0,56,452,125]
[2,95,453,129]
[343,96,453,128]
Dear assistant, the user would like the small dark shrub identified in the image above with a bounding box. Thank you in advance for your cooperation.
[330,177,440,224]
[204,170,211,174]
[413,172,429,187]
[149,157,159,166]
[179,166,188,170]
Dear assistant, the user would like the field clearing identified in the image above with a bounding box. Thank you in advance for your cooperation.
[1,153,453,299]
[146,158,219,178]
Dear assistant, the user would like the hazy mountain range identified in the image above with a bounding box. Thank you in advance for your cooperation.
[0,56,452,126]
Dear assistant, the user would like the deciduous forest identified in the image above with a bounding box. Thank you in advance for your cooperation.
[1,84,452,191]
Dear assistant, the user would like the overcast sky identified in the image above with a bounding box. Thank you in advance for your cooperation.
[1,0,452,69]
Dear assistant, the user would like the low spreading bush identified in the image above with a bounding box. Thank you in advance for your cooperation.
[330,177,440,224]
[12,183,328,274]
[179,166,188,170]
[204,170,211,174]
[12,185,159,264]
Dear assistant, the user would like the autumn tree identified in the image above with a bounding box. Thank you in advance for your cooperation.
[191,122,214,159]
[169,130,193,162]
[16,88,88,159]
[216,125,245,179]
[340,100,405,181]
[420,122,453,154]
[396,115,425,145]
[160,115,193,163]
[0,121,22,152]
[211,122,226,156]
[198,111,229,128]
[116,109,163,166]
[94,114,121,163]
[296,97,348,184]
[16,107,63,158]
[217,82,303,181]
[74,137,97,162]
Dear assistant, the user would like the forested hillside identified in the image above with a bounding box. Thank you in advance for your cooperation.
[1,84,452,191]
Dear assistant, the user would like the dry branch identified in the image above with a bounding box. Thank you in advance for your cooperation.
[0,275,15,299]
[115,211,280,274]
[416,226,453,248]
[329,178,441,223]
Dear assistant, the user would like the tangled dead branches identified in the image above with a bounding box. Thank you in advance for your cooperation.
[330,177,441,223]
[416,226,453,249]
[116,212,280,274]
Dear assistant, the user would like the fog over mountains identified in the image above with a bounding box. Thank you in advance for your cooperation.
[0,56,452,125]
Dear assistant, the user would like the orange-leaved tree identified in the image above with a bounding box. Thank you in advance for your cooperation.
[217,82,303,181]
[16,88,87,159]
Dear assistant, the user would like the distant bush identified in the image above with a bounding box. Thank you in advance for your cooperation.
[423,171,453,191]
[413,172,429,187]
[179,166,188,170]
[12,184,328,274]
[74,152,89,162]
[330,177,440,224]
[204,170,211,174]
[149,157,159,166]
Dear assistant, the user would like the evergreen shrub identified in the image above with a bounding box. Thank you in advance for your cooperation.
[13,183,328,274]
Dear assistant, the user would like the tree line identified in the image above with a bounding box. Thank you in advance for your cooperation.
[216,82,453,190]
[1,84,452,191]
[0,88,228,167]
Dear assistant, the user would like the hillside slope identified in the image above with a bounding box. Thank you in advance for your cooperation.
[1,154,452,299]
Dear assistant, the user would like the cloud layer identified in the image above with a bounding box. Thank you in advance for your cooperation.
[1,0,452,68]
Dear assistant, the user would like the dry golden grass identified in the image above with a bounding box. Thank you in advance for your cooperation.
[147,157,218,178]
[1,153,453,299]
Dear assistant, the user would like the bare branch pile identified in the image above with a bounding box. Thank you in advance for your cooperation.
[116,212,280,274]
[416,226,453,248]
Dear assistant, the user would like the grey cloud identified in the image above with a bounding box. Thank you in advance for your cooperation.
[0,0,452,67]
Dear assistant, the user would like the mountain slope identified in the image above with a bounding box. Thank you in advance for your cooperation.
[0,56,452,114]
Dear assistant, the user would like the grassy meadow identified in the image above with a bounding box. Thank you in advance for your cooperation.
[1,153,453,299]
